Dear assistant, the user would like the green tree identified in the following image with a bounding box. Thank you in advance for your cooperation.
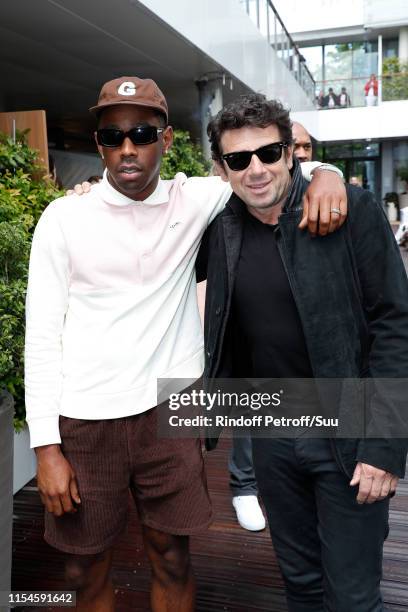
[382,57,408,101]
[160,130,211,179]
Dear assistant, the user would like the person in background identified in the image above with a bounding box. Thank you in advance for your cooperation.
[292,122,313,163]
[349,176,362,187]
[339,86,352,108]
[47,154,63,189]
[365,74,379,106]
[323,87,338,109]
[87,174,102,184]
[316,90,325,109]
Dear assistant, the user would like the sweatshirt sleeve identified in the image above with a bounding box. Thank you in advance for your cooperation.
[300,161,344,181]
[25,203,70,448]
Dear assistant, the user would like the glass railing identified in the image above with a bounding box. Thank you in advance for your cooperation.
[240,0,316,102]
[315,73,408,109]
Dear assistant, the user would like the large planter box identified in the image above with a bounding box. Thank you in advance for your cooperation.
[0,391,13,596]
[13,426,37,495]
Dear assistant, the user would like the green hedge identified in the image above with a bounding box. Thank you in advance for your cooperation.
[160,130,211,178]
[382,57,408,102]
[0,131,64,429]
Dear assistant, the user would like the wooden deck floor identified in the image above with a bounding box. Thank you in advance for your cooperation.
[11,437,408,611]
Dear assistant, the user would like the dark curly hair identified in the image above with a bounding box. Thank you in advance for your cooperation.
[207,93,293,163]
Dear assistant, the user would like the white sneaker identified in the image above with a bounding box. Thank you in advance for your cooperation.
[232,495,266,531]
[395,208,408,246]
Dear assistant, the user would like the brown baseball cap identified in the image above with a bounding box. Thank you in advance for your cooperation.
[89,76,168,123]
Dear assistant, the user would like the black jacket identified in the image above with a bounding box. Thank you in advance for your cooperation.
[196,162,408,478]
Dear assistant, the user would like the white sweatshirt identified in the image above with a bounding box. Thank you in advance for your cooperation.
[25,172,233,447]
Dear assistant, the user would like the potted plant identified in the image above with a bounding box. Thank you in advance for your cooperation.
[0,389,13,592]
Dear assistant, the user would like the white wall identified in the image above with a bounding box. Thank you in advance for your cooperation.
[292,100,408,142]
[138,0,315,110]
[272,0,364,34]
[272,0,407,34]
[364,0,408,28]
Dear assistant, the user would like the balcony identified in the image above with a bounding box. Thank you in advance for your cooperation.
[314,71,408,110]
[292,68,408,143]
[240,0,316,102]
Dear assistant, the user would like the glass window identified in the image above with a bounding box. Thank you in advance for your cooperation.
[299,46,323,82]
[324,44,352,81]
[383,38,399,59]
[352,45,378,78]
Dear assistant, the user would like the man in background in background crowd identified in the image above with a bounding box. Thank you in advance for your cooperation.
[339,86,352,108]
[324,87,339,108]
[349,176,362,187]
[365,73,379,106]
[316,90,325,109]
[292,122,313,162]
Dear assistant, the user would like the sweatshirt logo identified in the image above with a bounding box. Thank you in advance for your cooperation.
[169,221,181,229]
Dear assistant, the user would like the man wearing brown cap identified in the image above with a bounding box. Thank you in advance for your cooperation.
[25,76,346,611]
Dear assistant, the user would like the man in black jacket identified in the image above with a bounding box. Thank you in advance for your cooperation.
[199,93,408,611]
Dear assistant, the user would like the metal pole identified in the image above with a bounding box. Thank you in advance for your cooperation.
[322,44,326,93]
[378,34,383,104]
[0,390,14,612]
[195,77,224,161]
[266,1,270,44]
[274,12,277,51]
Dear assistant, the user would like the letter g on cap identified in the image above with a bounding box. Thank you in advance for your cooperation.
[118,81,136,96]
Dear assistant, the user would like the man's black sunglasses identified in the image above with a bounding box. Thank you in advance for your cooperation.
[96,125,165,147]
[222,141,288,171]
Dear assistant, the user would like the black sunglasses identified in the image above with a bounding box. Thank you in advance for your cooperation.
[222,141,288,171]
[96,125,165,147]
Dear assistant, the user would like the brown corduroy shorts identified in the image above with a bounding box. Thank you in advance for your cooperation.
[44,407,213,555]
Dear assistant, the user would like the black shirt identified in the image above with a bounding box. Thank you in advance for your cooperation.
[232,204,313,379]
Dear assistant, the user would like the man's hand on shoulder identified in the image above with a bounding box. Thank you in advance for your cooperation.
[350,461,399,504]
[65,182,92,196]
[35,444,81,516]
[299,167,347,236]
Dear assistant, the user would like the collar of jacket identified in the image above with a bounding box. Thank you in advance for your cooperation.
[224,156,306,219]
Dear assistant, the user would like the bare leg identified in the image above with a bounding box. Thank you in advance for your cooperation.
[64,548,114,611]
[142,525,195,612]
